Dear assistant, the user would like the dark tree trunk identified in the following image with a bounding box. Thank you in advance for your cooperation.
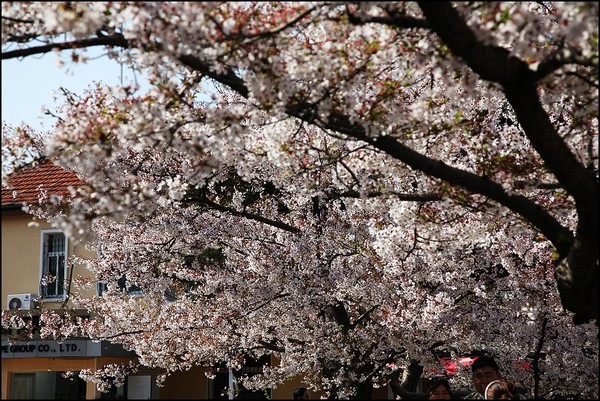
[352,379,373,400]
[388,359,426,399]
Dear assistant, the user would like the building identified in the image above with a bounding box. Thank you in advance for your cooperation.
[1,159,316,399]
[2,159,147,399]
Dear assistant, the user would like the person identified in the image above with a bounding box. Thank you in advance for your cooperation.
[463,356,502,399]
[293,386,310,400]
[484,379,519,400]
[427,377,452,400]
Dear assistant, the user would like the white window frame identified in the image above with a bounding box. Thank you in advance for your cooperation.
[39,228,68,300]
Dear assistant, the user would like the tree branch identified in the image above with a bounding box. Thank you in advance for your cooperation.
[332,190,443,202]
[417,1,598,323]
[177,52,573,258]
[183,195,301,234]
[416,2,596,212]
[388,360,426,399]
[346,8,430,30]
[531,317,548,399]
[2,34,128,60]
[245,292,291,316]
[534,47,599,82]
[417,2,532,84]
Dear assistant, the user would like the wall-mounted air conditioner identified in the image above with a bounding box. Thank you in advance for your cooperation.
[7,293,39,311]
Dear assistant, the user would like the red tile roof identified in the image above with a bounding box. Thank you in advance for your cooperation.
[1,159,85,207]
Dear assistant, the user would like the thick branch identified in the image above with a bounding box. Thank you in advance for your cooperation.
[1,16,35,23]
[257,340,285,353]
[346,9,430,30]
[417,1,598,323]
[416,2,597,224]
[235,6,316,41]
[513,180,562,190]
[417,2,532,84]
[333,190,443,202]
[370,135,575,255]
[178,55,249,97]
[183,195,301,234]
[388,360,426,399]
[2,34,128,59]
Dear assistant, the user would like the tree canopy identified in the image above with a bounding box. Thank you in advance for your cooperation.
[2,2,598,399]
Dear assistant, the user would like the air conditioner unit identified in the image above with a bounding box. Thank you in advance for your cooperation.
[7,293,38,311]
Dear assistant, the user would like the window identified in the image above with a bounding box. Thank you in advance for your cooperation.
[10,371,86,399]
[39,229,68,300]
[116,274,141,295]
[97,274,141,297]
[96,281,107,297]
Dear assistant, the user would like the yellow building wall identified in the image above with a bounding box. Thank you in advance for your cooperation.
[159,366,210,399]
[272,376,315,400]
[270,355,327,400]
[1,356,135,400]
[1,212,98,310]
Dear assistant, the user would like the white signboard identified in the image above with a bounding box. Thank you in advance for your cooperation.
[1,340,101,358]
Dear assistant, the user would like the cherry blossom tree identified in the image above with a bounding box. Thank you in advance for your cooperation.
[2,2,598,399]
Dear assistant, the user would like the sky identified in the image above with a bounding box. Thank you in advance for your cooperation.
[2,47,216,136]
[2,48,143,132]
